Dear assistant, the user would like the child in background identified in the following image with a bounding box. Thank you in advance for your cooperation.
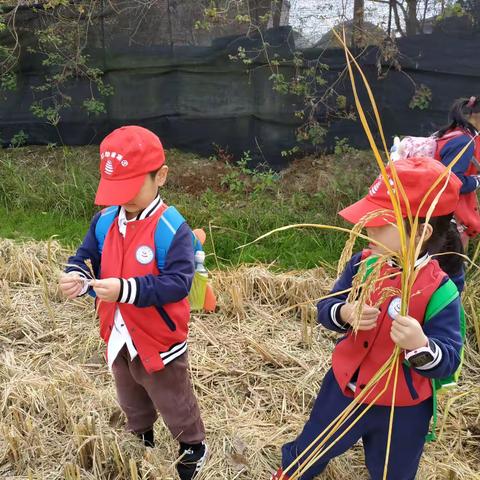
[435,95,480,244]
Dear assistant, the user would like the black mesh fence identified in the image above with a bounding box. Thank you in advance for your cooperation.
[1,2,479,168]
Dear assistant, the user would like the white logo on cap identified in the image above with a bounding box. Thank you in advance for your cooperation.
[369,176,395,197]
[386,178,396,197]
[105,159,114,175]
[388,297,402,320]
[369,177,382,196]
[101,151,128,169]
[136,246,154,265]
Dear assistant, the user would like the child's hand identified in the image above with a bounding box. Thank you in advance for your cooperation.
[340,302,380,330]
[390,314,428,350]
[59,273,85,299]
[89,278,121,302]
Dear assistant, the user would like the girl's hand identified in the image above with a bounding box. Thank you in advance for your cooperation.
[59,273,85,299]
[89,278,121,302]
[340,302,380,331]
[390,314,428,350]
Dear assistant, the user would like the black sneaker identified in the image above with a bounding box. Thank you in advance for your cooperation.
[176,441,208,480]
[136,428,155,448]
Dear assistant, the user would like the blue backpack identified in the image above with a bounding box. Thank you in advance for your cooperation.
[93,204,203,281]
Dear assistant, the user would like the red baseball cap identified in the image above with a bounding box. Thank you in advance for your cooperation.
[339,157,462,227]
[95,126,165,206]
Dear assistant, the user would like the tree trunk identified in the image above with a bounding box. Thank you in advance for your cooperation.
[392,1,405,36]
[352,0,365,48]
[272,0,283,29]
[406,0,419,35]
[247,0,272,30]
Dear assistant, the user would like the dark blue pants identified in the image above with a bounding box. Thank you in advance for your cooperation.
[281,369,432,480]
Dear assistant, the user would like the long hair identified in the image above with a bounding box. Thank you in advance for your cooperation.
[406,214,464,278]
[437,96,480,138]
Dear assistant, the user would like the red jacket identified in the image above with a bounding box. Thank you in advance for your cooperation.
[435,128,480,236]
[331,253,446,406]
[98,204,190,373]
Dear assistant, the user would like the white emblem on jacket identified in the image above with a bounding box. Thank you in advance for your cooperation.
[388,296,402,319]
[136,245,154,265]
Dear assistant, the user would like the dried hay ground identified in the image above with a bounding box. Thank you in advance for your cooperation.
[0,239,479,480]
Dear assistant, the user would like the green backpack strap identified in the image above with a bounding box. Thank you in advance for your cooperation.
[425,279,465,393]
[361,253,380,281]
[424,278,463,442]
[425,388,438,442]
[424,279,460,322]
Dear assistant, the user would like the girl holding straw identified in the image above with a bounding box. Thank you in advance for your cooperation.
[272,156,464,480]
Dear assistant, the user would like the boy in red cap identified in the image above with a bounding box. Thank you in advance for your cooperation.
[271,157,464,480]
[59,126,207,480]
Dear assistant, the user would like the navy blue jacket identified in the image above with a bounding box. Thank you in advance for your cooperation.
[438,134,479,193]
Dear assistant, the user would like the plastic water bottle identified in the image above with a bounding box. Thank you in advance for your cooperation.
[190,250,209,311]
[390,136,401,161]
[194,250,208,277]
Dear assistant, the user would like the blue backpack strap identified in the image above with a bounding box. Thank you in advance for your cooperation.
[193,233,204,255]
[154,206,187,270]
[95,206,119,254]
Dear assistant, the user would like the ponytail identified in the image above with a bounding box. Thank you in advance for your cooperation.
[406,214,464,278]
[429,216,464,278]
[437,96,480,138]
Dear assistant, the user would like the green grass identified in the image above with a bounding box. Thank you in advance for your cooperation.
[0,145,373,270]
[175,191,349,269]
[0,207,89,246]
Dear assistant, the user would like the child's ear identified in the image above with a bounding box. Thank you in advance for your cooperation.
[416,222,433,244]
[155,165,168,187]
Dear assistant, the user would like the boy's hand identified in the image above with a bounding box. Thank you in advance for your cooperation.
[390,314,428,350]
[59,273,86,299]
[90,278,121,302]
[340,302,380,330]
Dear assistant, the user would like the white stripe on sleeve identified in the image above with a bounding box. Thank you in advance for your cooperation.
[330,302,347,329]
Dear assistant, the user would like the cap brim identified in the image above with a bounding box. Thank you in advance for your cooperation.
[94,174,146,206]
[339,197,397,227]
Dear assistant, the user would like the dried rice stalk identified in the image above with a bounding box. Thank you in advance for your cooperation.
[0,239,478,479]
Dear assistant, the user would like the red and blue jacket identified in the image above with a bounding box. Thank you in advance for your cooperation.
[317,251,463,407]
[436,128,480,193]
[66,197,195,373]
[435,128,480,236]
